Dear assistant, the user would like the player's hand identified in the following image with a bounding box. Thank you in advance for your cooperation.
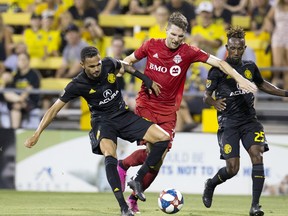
[149,81,162,96]
[238,79,257,93]
[24,134,39,148]
[213,98,226,111]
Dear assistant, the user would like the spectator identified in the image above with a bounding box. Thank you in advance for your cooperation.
[82,17,104,52]
[55,24,88,78]
[4,53,41,129]
[251,0,271,31]
[166,0,196,33]
[0,64,12,128]
[0,13,14,62]
[40,14,61,59]
[93,0,120,14]
[212,0,232,29]
[68,0,99,26]
[4,42,27,72]
[148,5,170,39]
[24,13,45,58]
[58,11,75,54]
[224,0,251,15]
[190,1,225,55]
[33,0,66,30]
[262,0,288,89]
[126,0,164,15]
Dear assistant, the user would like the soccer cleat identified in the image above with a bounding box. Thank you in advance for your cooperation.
[202,178,215,208]
[127,198,140,214]
[117,160,127,192]
[249,204,264,216]
[127,178,146,202]
[121,208,135,216]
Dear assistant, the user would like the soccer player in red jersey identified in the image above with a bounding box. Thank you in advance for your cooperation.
[117,12,257,213]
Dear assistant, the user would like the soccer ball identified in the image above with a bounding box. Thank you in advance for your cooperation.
[158,188,184,214]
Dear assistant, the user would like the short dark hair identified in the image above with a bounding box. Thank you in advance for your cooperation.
[81,46,99,62]
[227,26,245,40]
[167,12,188,32]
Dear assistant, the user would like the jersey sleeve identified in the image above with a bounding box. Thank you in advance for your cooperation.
[188,45,210,63]
[103,57,122,73]
[134,40,150,60]
[252,62,264,85]
[59,81,80,103]
[206,67,221,92]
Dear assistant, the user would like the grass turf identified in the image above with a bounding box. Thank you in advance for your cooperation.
[0,190,287,215]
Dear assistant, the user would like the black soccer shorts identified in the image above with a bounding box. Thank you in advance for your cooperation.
[89,110,153,155]
[217,120,269,160]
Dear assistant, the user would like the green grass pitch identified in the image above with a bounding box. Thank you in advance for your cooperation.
[0,190,287,215]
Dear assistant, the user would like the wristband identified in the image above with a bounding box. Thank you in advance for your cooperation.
[285,91,288,97]
[134,70,153,89]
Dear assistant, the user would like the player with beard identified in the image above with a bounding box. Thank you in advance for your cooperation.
[24,46,173,216]
[117,12,257,214]
[202,26,288,216]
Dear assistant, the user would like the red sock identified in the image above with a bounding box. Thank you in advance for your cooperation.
[122,149,147,169]
[142,170,158,191]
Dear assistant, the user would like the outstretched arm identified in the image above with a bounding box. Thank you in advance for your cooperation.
[258,80,288,97]
[118,57,162,96]
[24,99,66,148]
[206,55,257,93]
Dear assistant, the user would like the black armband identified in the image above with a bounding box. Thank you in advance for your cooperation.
[285,91,288,97]
[134,70,153,89]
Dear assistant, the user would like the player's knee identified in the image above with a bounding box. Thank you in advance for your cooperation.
[226,165,239,176]
[159,133,170,142]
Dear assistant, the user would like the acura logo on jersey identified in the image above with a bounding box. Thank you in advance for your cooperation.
[103,89,112,98]
[100,90,119,105]
[229,83,250,96]
[170,65,181,76]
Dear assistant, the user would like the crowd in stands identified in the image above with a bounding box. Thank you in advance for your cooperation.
[0,0,287,129]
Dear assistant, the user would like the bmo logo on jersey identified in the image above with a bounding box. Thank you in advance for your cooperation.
[170,65,181,77]
[149,62,167,73]
[149,63,181,76]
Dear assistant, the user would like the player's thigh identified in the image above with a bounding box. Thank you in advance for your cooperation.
[143,124,170,143]
[240,121,269,153]
[117,111,154,142]
[99,138,117,157]
[217,126,241,160]
[89,120,118,155]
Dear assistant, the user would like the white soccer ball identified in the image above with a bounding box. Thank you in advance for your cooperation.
[158,188,184,214]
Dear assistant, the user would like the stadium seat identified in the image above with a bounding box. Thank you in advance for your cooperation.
[99,14,156,28]
[232,15,251,29]
[12,34,24,43]
[245,31,272,79]
[41,78,70,90]
[30,57,62,70]
[2,12,31,26]
[101,36,143,56]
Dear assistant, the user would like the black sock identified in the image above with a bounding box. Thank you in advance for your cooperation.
[105,156,127,210]
[135,140,169,182]
[210,167,234,188]
[252,164,265,206]
[118,160,127,170]
[135,162,150,182]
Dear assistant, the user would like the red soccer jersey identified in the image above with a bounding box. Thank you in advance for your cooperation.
[134,38,209,114]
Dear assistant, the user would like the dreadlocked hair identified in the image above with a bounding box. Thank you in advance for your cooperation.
[81,46,99,62]
[226,26,245,39]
